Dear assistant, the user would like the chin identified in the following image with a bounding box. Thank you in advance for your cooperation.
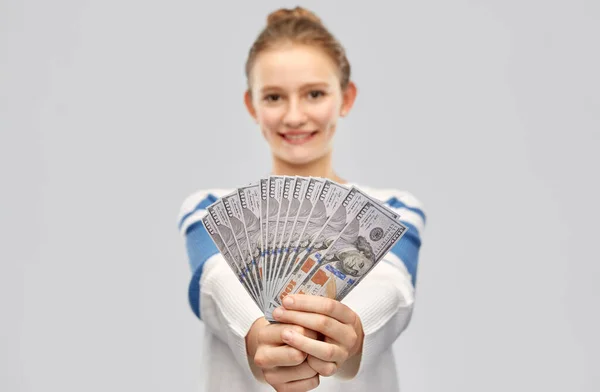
[275,143,333,166]
[277,151,323,166]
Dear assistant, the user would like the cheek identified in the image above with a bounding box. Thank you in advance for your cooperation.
[256,108,283,137]
[312,100,340,129]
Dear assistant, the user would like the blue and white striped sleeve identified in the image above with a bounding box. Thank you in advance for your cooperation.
[177,191,220,319]
[383,192,427,288]
[337,190,427,380]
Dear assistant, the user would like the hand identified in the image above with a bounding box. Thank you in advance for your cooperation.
[273,295,365,378]
[245,317,321,391]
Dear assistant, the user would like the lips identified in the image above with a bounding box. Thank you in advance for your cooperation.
[279,130,318,145]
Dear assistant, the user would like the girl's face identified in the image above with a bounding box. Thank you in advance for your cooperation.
[245,44,356,166]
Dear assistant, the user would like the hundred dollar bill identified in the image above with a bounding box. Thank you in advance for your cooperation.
[269,176,296,296]
[287,180,350,275]
[268,187,401,315]
[267,176,295,299]
[222,190,263,309]
[295,201,408,301]
[269,176,310,303]
[201,214,261,309]
[265,176,285,300]
[200,214,236,278]
[205,202,260,304]
[264,178,325,318]
[285,185,393,286]
[259,178,268,300]
[276,177,325,289]
[236,182,263,285]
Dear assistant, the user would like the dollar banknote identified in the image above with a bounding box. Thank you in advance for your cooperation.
[265,178,325,315]
[287,185,398,284]
[259,178,268,296]
[294,201,408,301]
[265,176,286,300]
[200,213,236,277]
[204,203,261,304]
[269,177,310,303]
[197,176,411,322]
[236,183,263,294]
[222,191,263,309]
[268,176,295,299]
[285,180,350,276]
[269,186,402,314]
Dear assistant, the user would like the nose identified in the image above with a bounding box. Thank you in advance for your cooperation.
[282,98,307,128]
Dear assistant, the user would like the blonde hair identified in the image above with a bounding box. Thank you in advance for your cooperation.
[245,6,351,92]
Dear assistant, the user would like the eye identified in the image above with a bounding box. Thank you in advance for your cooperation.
[264,94,281,102]
[308,90,325,99]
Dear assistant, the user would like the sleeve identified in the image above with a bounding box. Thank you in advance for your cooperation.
[335,191,427,379]
[178,190,264,380]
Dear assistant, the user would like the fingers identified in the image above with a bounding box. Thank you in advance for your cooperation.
[307,355,338,377]
[281,328,347,365]
[263,360,317,385]
[258,323,317,346]
[273,375,320,392]
[273,307,357,349]
[282,294,356,325]
[254,345,307,369]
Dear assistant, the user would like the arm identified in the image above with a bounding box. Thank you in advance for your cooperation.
[180,190,324,389]
[178,191,264,380]
[338,191,426,379]
[270,191,427,380]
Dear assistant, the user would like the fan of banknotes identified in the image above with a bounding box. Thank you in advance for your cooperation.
[200,176,409,321]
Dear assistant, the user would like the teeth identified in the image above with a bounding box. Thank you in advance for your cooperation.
[285,134,311,140]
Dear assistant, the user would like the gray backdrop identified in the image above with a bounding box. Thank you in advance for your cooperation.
[1,0,598,391]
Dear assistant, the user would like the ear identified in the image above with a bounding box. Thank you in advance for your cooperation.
[339,81,358,117]
[244,90,258,122]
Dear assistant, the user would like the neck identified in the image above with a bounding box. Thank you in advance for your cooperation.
[271,152,346,184]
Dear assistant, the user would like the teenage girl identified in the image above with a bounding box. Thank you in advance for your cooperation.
[177,7,427,392]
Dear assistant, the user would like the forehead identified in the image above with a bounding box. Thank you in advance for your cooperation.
[251,44,339,89]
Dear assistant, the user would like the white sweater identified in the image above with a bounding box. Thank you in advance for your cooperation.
[177,183,427,392]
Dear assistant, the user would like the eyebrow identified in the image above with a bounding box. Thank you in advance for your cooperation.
[259,82,331,93]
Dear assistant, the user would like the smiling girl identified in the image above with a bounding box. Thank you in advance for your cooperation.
[177,7,427,392]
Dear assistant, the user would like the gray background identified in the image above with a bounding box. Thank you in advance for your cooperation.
[1,0,599,391]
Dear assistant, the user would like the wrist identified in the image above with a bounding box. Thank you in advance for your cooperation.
[245,317,269,382]
[335,315,365,380]
[350,315,365,358]
[246,317,268,358]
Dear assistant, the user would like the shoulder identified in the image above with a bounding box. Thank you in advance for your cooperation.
[356,185,425,212]
[176,187,234,236]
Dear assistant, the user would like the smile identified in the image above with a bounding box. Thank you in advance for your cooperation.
[279,131,318,145]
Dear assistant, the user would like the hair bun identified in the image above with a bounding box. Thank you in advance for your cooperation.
[266,6,322,26]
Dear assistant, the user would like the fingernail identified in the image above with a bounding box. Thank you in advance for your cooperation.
[282,329,292,341]
[273,307,283,319]
[283,296,294,307]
